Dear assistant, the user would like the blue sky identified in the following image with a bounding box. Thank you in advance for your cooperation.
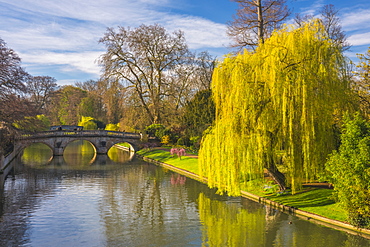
[1,0,370,85]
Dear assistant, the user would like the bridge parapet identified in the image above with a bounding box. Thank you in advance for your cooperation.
[16,130,141,140]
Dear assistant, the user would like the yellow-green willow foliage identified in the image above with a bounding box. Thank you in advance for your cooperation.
[199,20,352,195]
[198,193,266,246]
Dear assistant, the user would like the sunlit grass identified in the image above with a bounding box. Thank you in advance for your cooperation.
[137,148,199,174]
[264,187,346,222]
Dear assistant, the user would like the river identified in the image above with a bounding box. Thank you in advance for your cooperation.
[0,141,369,246]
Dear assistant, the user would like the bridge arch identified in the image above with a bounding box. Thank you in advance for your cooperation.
[15,130,142,156]
[16,140,54,155]
[63,139,98,154]
[18,142,54,167]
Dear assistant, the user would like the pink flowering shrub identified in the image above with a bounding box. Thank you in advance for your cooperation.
[170,147,186,159]
[170,148,178,156]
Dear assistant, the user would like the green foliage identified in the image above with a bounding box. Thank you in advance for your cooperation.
[325,113,370,228]
[182,89,215,137]
[13,114,50,132]
[263,181,280,194]
[354,47,370,117]
[176,136,190,146]
[105,123,119,131]
[161,135,171,145]
[52,85,87,125]
[145,124,171,140]
[78,96,100,120]
[199,20,352,196]
[37,114,51,129]
[78,116,105,130]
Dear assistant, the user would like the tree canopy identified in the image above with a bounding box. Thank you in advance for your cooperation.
[99,24,214,126]
[182,89,215,138]
[353,47,370,117]
[326,113,370,229]
[199,20,352,195]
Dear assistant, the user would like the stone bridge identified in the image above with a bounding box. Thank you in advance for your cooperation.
[15,130,142,156]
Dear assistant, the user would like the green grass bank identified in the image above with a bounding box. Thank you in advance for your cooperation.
[135,147,370,238]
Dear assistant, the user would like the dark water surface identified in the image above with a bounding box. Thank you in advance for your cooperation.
[0,142,369,247]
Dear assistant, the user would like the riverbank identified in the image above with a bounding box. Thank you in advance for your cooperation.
[135,147,370,238]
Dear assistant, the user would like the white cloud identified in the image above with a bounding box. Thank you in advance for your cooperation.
[19,51,103,76]
[348,32,370,46]
[342,9,370,31]
[0,0,229,84]
[164,16,228,49]
[294,0,325,16]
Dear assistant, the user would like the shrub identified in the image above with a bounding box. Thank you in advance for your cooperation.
[105,123,119,131]
[325,113,370,229]
[161,135,171,145]
[145,124,171,140]
[176,136,190,146]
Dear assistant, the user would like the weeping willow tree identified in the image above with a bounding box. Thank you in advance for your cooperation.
[199,20,352,195]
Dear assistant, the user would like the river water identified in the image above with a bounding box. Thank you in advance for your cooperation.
[0,141,369,247]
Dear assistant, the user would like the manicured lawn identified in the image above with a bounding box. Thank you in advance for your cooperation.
[137,148,199,174]
[264,188,346,222]
[136,148,347,223]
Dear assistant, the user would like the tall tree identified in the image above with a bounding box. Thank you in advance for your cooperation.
[99,78,125,124]
[48,85,87,125]
[227,0,290,51]
[0,38,35,153]
[182,89,215,137]
[75,79,108,123]
[294,4,350,51]
[164,51,216,124]
[199,20,352,195]
[0,38,28,97]
[353,47,370,117]
[27,76,58,112]
[99,24,191,124]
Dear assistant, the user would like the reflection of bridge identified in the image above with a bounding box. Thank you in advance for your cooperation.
[15,130,142,156]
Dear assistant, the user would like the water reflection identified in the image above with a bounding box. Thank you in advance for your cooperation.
[63,140,96,165]
[21,143,53,166]
[0,143,369,246]
[20,141,133,169]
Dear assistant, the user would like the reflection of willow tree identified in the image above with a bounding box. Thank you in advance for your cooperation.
[198,193,266,246]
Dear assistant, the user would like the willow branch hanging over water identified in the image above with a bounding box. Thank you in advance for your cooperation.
[199,20,353,196]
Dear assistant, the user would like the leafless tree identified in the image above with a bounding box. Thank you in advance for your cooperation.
[0,38,28,97]
[27,76,58,112]
[99,24,204,124]
[227,0,290,52]
[0,38,35,153]
[294,4,350,51]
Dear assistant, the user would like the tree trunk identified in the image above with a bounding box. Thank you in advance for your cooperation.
[266,163,286,191]
[264,129,286,191]
[257,0,264,44]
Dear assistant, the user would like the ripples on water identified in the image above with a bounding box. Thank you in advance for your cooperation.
[0,142,369,246]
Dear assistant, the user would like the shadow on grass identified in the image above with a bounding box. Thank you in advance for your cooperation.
[266,188,335,208]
